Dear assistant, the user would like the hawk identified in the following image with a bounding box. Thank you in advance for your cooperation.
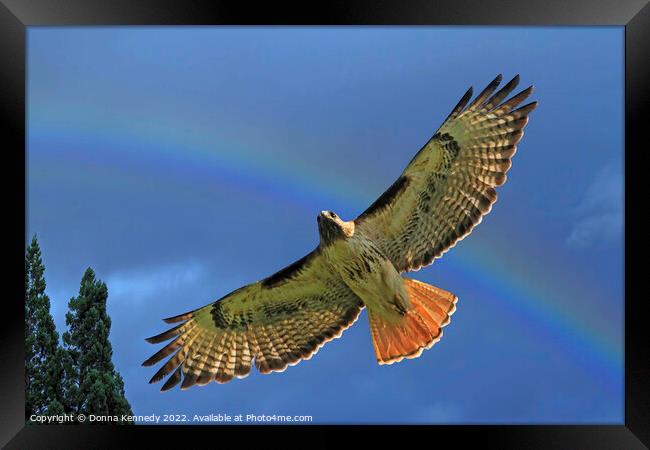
[144,74,537,391]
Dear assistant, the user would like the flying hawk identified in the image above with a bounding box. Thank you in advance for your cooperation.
[144,74,537,391]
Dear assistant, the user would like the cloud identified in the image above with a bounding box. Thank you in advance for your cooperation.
[106,260,207,302]
[567,162,623,249]
[417,402,463,424]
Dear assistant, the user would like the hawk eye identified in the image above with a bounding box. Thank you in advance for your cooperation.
[330,212,337,218]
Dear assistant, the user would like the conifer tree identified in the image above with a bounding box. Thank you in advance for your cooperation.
[25,236,65,420]
[62,268,133,423]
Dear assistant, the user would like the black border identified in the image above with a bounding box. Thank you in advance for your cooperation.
[2,0,648,448]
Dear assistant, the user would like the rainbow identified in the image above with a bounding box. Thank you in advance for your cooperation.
[29,98,623,392]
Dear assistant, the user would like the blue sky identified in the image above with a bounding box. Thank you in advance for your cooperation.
[27,27,624,424]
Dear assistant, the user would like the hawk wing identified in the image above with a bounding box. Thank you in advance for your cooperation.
[354,74,537,273]
[143,249,363,390]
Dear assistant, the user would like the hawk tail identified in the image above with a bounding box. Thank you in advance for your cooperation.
[368,278,458,365]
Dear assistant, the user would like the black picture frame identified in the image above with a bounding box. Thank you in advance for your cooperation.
[2,0,648,447]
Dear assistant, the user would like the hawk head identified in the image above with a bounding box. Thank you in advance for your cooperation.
[317,210,354,246]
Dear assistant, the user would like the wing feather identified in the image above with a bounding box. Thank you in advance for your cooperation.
[355,75,537,273]
[143,250,363,390]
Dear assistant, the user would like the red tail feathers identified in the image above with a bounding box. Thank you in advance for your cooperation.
[368,278,458,365]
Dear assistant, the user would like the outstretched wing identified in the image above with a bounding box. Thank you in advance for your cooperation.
[143,250,363,391]
[355,74,537,273]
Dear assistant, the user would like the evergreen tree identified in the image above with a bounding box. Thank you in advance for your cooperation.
[62,268,134,423]
[25,236,65,420]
